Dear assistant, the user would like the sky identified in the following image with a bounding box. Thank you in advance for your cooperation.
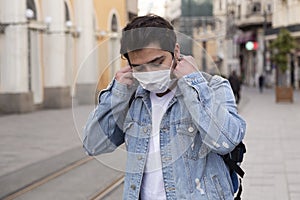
[138,0,166,16]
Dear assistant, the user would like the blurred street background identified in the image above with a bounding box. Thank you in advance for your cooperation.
[1,0,300,199]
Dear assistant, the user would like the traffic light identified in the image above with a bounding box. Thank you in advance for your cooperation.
[245,41,258,51]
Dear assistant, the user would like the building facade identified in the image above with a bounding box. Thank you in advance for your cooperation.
[0,0,137,114]
[189,17,225,75]
[213,0,273,85]
[213,0,239,78]
[265,0,300,88]
[234,0,273,86]
[216,0,300,88]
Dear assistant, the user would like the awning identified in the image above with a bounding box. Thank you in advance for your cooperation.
[235,31,256,44]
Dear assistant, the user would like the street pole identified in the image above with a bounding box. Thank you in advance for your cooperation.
[27,21,32,92]
[263,10,267,74]
[187,0,193,55]
[202,39,207,72]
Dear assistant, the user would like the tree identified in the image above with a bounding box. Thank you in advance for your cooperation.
[269,28,296,86]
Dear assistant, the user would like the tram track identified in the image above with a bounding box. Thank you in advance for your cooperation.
[2,155,125,200]
[2,156,93,200]
[90,175,124,200]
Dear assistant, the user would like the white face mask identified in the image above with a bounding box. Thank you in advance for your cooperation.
[132,68,176,93]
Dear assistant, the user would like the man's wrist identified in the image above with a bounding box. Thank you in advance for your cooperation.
[178,72,206,86]
[112,79,137,98]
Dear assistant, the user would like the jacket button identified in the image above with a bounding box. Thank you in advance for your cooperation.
[143,127,148,133]
[188,126,194,132]
[137,155,143,160]
[130,184,136,190]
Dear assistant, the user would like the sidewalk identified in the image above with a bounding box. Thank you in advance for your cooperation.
[0,105,88,197]
[0,105,90,177]
[239,86,300,200]
[0,86,300,199]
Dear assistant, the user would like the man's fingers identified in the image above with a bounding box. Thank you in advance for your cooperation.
[173,56,198,78]
[121,79,134,86]
[119,65,132,73]
[124,71,134,78]
[115,66,132,80]
[116,70,135,86]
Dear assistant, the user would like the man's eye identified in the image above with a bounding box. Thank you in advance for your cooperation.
[134,65,145,71]
[151,63,160,67]
[151,61,164,67]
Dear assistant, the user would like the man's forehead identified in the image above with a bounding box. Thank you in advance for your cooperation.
[128,47,167,60]
[128,42,161,53]
[128,48,168,65]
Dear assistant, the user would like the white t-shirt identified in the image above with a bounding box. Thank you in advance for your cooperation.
[141,89,176,200]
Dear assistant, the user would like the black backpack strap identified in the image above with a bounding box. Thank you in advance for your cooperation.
[128,90,136,108]
[222,142,246,178]
[222,156,245,178]
[234,178,243,200]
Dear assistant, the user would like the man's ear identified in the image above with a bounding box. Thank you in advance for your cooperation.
[174,43,180,60]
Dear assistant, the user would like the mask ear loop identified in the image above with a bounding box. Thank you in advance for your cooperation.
[171,54,183,71]
[170,57,178,79]
[170,54,183,79]
[177,54,184,61]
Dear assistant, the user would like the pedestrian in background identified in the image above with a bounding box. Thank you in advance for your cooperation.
[83,14,246,200]
[258,74,265,93]
[228,70,241,104]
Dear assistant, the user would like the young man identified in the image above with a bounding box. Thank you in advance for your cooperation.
[83,15,246,200]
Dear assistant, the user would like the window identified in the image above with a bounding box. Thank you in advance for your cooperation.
[65,2,70,22]
[266,3,272,13]
[238,5,241,19]
[111,14,118,32]
[246,1,261,16]
[26,0,37,20]
[252,2,261,13]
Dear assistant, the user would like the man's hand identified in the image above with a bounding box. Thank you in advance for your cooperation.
[115,65,135,86]
[172,55,198,78]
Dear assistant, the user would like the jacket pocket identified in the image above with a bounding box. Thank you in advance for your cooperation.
[123,121,150,153]
[176,119,201,160]
[123,122,134,149]
[212,175,225,200]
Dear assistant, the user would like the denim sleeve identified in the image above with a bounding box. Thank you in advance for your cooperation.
[177,72,246,155]
[82,79,137,156]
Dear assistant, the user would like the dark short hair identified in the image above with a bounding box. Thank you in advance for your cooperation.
[120,14,177,62]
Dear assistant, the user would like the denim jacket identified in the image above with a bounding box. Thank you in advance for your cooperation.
[83,72,246,200]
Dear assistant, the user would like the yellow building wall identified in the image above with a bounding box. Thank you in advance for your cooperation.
[63,0,128,93]
[192,26,219,74]
[193,40,218,72]
[94,0,128,91]
[94,0,127,31]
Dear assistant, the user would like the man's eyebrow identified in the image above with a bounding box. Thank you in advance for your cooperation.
[131,56,165,67]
